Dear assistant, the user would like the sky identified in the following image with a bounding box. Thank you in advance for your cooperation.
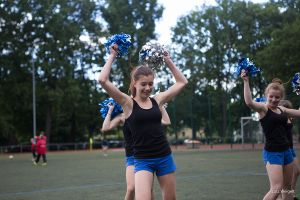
[91,0,269,80]
[155,0,268,45]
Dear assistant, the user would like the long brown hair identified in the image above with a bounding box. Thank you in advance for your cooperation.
[129,66,155,97]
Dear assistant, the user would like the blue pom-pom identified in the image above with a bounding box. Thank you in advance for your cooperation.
[99,98,123,119]
[292,72,300,95]
[104,33,132,57]
[139,42,166,70]
[235,58,260,77]
[255,97,266,102]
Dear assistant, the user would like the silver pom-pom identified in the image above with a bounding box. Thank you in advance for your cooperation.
[139,42,167,70]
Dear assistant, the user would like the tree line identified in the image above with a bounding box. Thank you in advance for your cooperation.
[0,0,299,145]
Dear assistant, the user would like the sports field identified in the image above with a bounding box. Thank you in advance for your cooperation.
[0,149,299,200]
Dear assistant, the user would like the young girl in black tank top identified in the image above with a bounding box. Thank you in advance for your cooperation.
[127,97,171,158]
[260,106,289,152]
[241,71,300,199]
[98,44,187,200]
[101,100,171,200]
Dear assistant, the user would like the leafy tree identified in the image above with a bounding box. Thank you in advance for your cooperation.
[0,0,106,144]
[257,18,300,138]
[100,0,164,92]
[170,0,289,141]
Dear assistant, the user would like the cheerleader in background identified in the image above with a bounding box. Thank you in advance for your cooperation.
[279,100,300,200]
[241,70,300,200]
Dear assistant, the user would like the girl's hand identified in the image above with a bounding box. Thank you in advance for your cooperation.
[109,44,118,57]
[241,69,249,81]
[163,50,172,62]
[108,103,115,111]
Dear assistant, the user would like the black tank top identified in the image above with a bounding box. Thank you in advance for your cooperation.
[122,120,133,157]
[286,123,293,149]
[127,97,171,158]
[260,107,289,152]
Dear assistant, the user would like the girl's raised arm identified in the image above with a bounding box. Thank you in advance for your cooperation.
[155,52,188,106]
[98,46,131,109]
[241,70,266,115]
[280,107,300,118]
[101,103,124,132]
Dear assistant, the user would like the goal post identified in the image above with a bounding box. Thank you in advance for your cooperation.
[240,116,263,145]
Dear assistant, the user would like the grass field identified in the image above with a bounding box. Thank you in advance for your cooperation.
[0,149,299,200]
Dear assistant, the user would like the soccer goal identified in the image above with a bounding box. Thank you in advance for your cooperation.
[240,116,263,144]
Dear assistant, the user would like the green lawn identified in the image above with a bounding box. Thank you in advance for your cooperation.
[0,149,299,200]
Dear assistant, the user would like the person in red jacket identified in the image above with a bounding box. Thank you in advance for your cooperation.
[33,132,47,166]
[30,138,36,161]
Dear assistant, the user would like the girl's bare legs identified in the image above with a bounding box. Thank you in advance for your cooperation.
[157,172,176,200]
[135,170,154,200]
[264,164,283,200]
[124,165,135,200]
[151,173,155,200]
[292,158,300,198]
[282,162,294,200]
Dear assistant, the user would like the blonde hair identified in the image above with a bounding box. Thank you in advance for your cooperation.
[264,78,285,98]
[129,66,155,97]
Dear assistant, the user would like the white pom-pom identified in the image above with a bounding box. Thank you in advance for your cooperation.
[139,42,167,70]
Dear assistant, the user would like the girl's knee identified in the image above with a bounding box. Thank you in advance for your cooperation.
[127,184,135,194]
[270,184,283,194]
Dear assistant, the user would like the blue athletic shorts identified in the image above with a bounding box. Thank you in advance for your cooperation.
[290,148,296,158]
[125,156,134,167]
[134,154,176,177]
[263,149,294,165]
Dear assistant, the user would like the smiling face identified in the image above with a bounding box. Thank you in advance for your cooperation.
[264,81,284,110]
[133,75,154,99]
[266,88,282,109]
[129,66,155,98]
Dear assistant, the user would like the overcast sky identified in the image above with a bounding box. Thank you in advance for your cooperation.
[155,0,268,45]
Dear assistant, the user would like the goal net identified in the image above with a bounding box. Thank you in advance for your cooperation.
[240,116,263,144]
